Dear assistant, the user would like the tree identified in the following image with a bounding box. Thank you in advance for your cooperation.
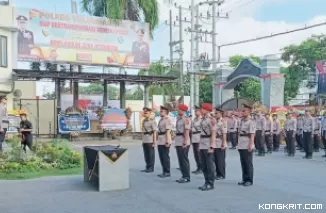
[229,55,261,102]
[81,0,159,37]
[125,86,144,100]
[199,76,213,103]
[42,92,56,99]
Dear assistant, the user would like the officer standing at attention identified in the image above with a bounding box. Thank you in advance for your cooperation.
[157,105,173,177]
[321,112,326,158]
[16,15,34,55]
[272,114,281,152]
[255,110,266,156]
[283,112,296,156]
[227,113,237,149]
[313,115,321,152]
[198,103,217,191]
[174,104,191,183]
[213,106,227,180]
[191,105,202,174]
[0,96,8,152]
[296,113,304,152]
[141,107,157,173]
[302,109,315,159]
[264,113,273,154]
[238,104,255,187]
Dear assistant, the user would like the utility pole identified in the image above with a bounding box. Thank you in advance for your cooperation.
[194,5,200,106]
[71,0,79,108]
[169,10,173,72]
[211,2,217,107]
[189,0,195,113]
[178,6,184,97]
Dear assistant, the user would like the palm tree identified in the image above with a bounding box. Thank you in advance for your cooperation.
[81,0,159,37]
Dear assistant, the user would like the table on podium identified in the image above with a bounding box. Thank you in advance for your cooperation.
[83,145,129,192]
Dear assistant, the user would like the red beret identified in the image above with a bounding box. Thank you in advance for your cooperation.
[178,104,188,111]
[201,103,213,112]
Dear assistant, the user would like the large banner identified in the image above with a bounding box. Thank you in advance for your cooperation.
[101,109,127,129]
[14,8,150,68]
[58,113,90,133]
[7,115,21,133]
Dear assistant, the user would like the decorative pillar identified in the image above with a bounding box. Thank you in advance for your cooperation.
[120,81,126,109]
[103,80,108,107]
[72,65,79,108]
[215,66,234,106]
[260,55,285,109]
[144,83,149,107]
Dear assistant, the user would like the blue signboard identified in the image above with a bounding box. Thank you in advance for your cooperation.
[58,114,90,133]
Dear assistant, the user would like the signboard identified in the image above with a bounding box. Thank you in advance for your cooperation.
[14,7,150,68]
[7,115,21,133]
[101,109,127,129]
[58,114,90,133]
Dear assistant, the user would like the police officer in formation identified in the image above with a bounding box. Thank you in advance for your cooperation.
[321,112,326,158]
[254,110,266,156]
[198,103,217,191]
[191,105,202,174]
[157,105,173,177]
[272,114,281,152]
[264,113,273,154]
[313,115,321,152]
[227,112,237,149]
[283,112,296,156]
[213,106,227,180]
[237,104,255,187]
[302,110,315,159]
[141,107,157,173]
[296,113,304,152]
[175,104,191,183]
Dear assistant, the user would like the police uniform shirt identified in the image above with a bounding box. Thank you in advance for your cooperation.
[227,117,237,133]
[142,118,157,143]
[216,118,227,148]
[272,119,281,135]
[132,41,150,63]
[175,116,191,146]
[321,118,326,133]
[0,103,8,129]
[314,119,321,135]
[20,120,33,141]
[18,30,34,55]
[255,115,266,132]
[238,117,255,149]
[284,118,296,137]
[265,118,273,135]
[199,115,217,150]
[191,116,202,143]
[296,118,304,135]
[303,116,315,133]
[157,116,173,145]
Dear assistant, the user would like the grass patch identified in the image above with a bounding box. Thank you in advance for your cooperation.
[0,167,82,180]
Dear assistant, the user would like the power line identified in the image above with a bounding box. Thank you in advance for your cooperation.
[226,0,256,12]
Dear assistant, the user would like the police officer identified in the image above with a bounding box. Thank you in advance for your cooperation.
[254,110,266,156]
[302,109,315,159]
[283,112,296,156]
[0,96,8,152]
[313,115,321,152]
[264,113,273,154]
[227,112,237,149]
[272,114,281,152]
[131,29,150,63]
[321,112,326,158]
[198,103,217,191]
[296,113,304,152]
[19,112,33,152]
[191,105,202,174]
[157,105,173,177]
[214,106,227,180]
[141,107,157,173]
[16,15,34,55]
[175,104,191,183]
[238,104,255,187]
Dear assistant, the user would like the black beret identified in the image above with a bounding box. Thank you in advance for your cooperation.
[242,103,252,110]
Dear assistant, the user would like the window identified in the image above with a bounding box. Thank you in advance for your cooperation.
[0,35,7,67]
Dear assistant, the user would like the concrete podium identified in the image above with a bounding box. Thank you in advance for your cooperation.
[83,145,129,192]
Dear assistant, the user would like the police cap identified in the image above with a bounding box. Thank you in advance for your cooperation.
[143,107,152,112]
[242,103,252,110]
[160,105,169,111]
[16,15,28,21]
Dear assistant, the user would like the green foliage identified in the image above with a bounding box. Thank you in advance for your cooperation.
[125,86,144,100]
[199,76,213,103]
[0,137,82,174]
[81,0,159,38]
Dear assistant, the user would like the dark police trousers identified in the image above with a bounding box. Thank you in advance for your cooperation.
[313,134,320,150]
[238,149,254,183]
[142,143,155,170]
[264,132,273,151]
[303,132,313,157]
[272,134,280,150]
[322,131,326,152]
[200,149,215,186]
[214,148,226,178]
[176,146,190,179]
[192,143,201,170]
[0,128,7,151]
[158,145,170,174]
[254,130,265,153]
[285,130,295,155]
[229,132,237,147]
[295,133,303,149]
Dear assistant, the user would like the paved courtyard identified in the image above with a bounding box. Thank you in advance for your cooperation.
[0,143,326,213]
